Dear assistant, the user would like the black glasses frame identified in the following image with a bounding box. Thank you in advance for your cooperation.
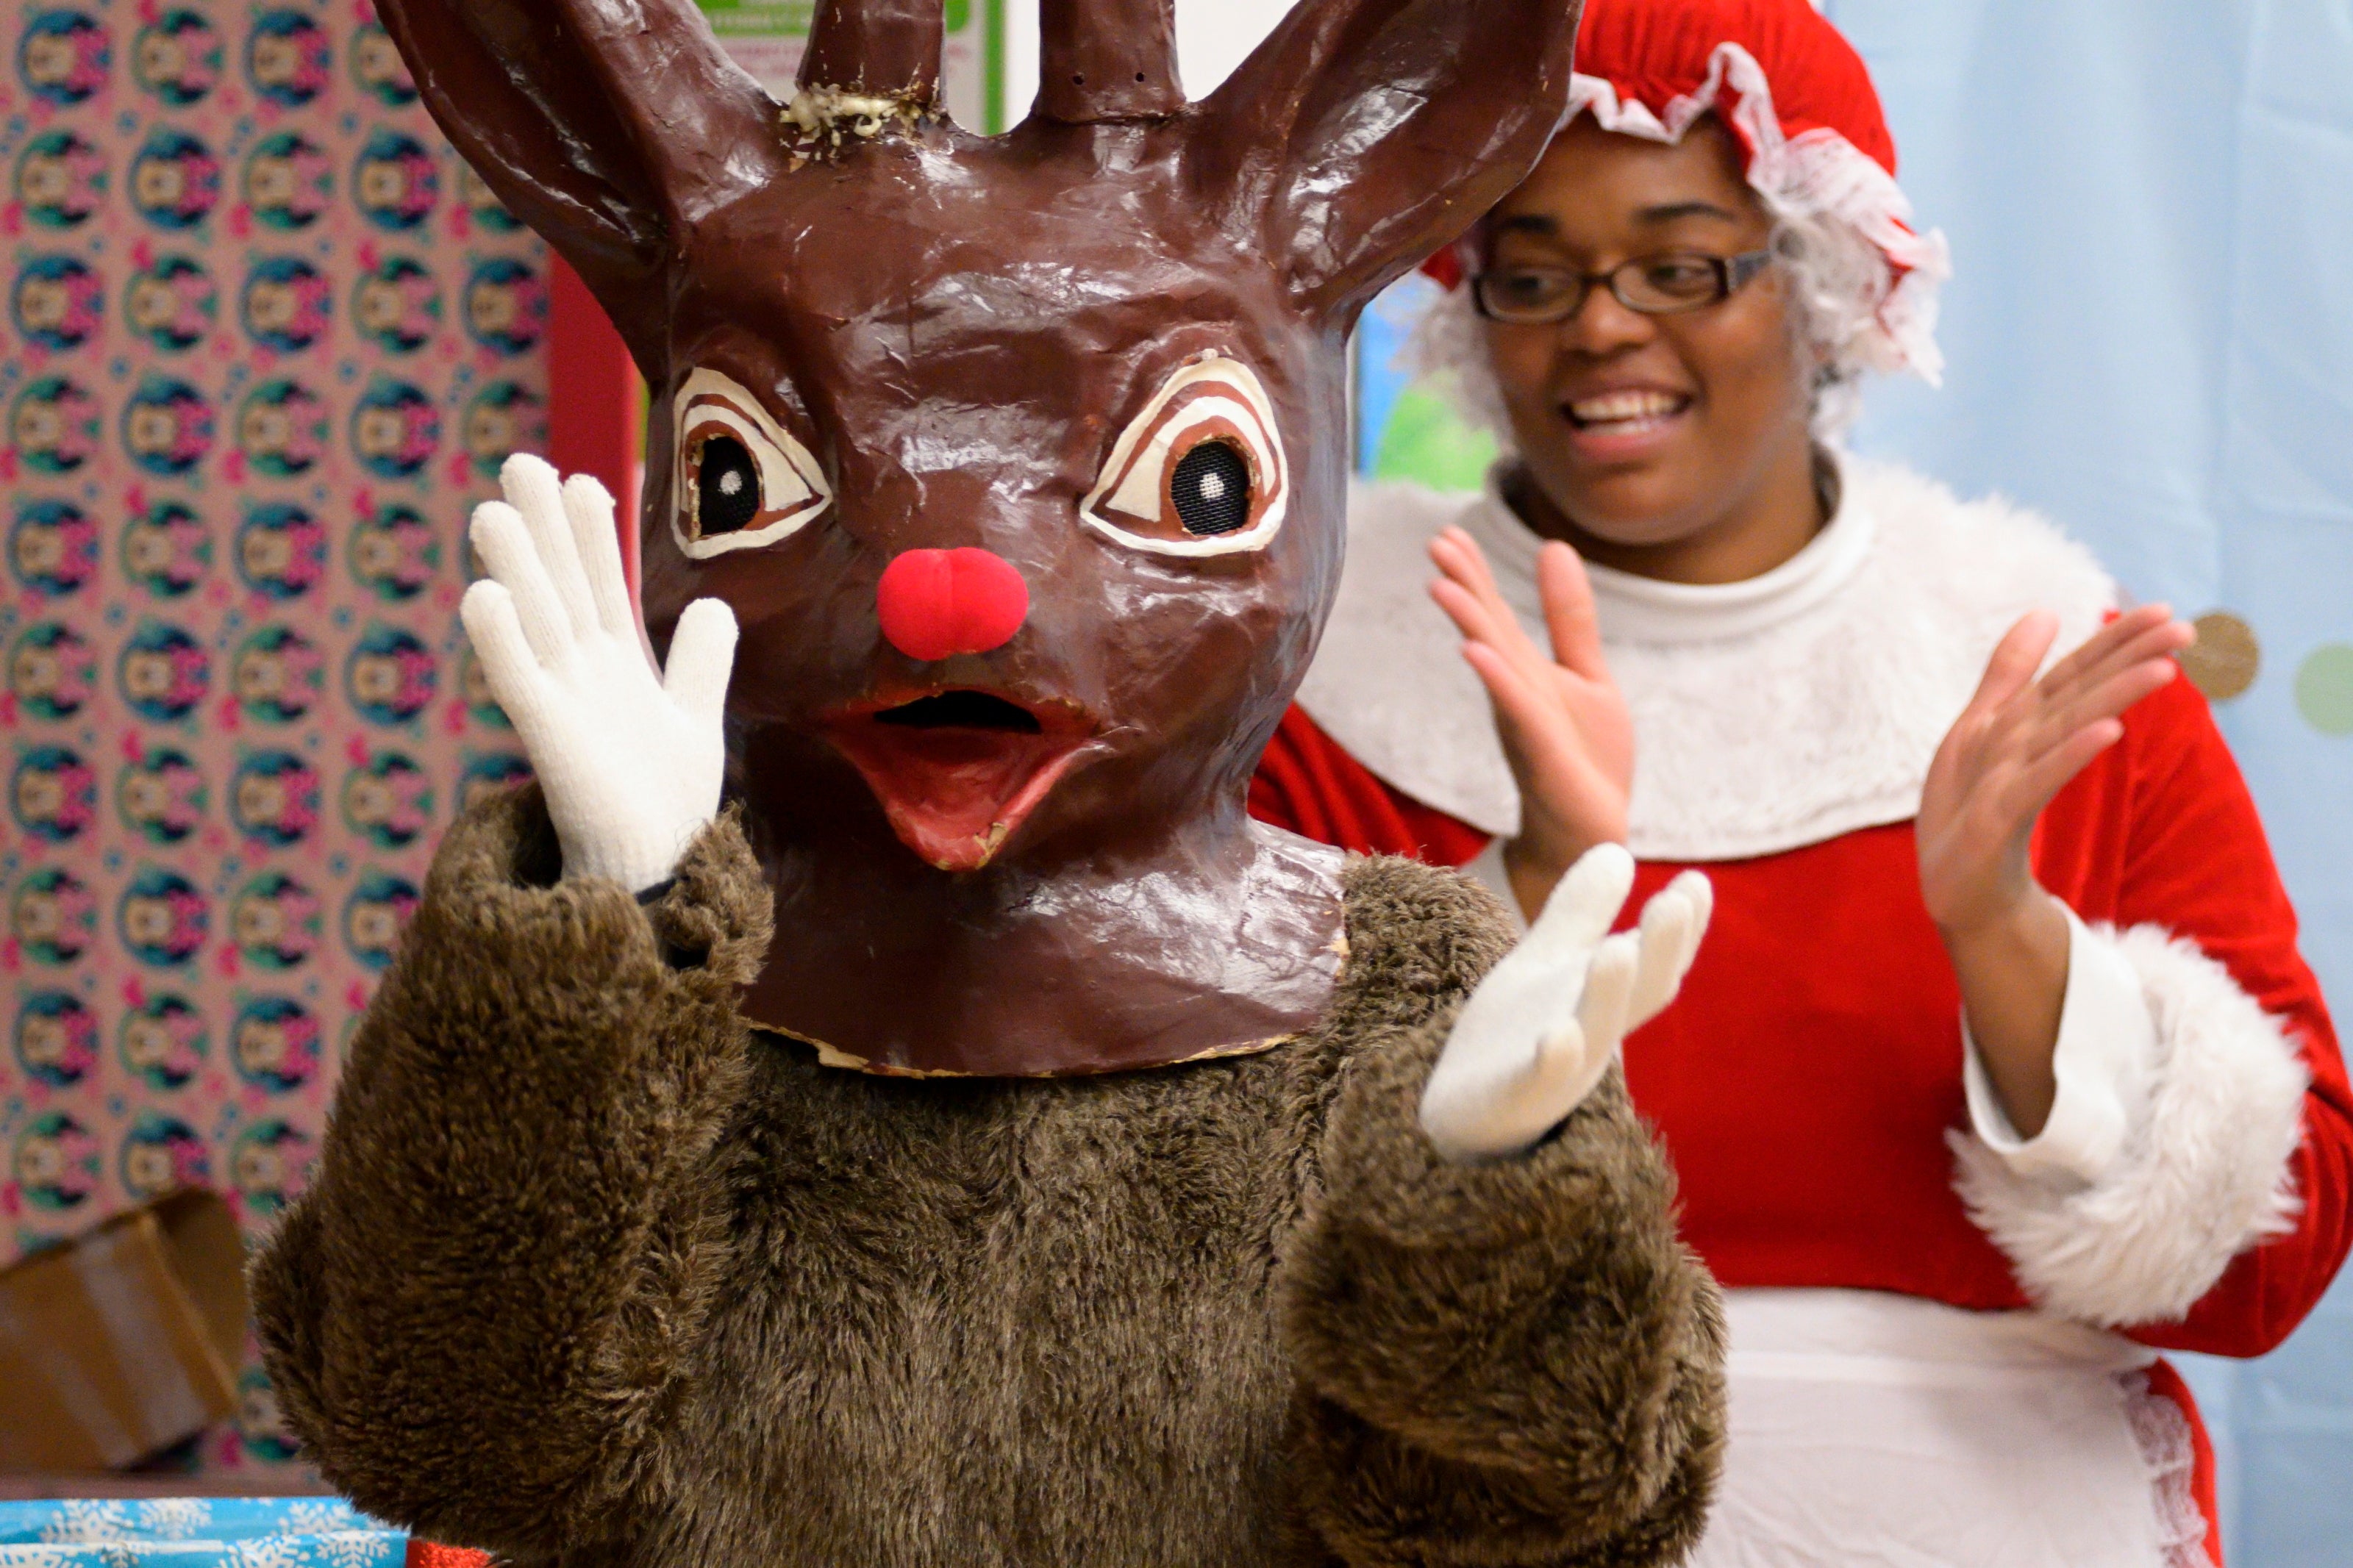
[1470,249,1777,324]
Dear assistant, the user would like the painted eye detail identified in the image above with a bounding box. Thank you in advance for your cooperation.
[1171,441,1254,537]
[671,366,831,559]
[697,435,762,534]
[1081,353,1288,557]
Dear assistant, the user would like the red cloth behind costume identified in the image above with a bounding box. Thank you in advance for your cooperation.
[403,1544,490,1568]
[1250,707,1493,869]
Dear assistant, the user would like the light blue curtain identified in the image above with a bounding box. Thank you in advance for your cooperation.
[1832,4,2352,1561]
[1352,4,2353,1558]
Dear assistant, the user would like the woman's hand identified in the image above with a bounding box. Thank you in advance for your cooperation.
[1918,604,2193,1134]
[1429,528,1634,921]
[460,454,738,893]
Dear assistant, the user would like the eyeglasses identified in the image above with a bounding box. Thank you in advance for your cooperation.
[1471,250,1776,324]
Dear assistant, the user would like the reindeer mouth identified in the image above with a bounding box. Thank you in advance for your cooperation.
[822,690,1099,872]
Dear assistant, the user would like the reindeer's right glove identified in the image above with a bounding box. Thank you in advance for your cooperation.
[1421,845,1712,1161]
[460,454,738,893]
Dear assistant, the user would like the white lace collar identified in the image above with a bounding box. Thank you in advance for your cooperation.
[1296,455,2114,860]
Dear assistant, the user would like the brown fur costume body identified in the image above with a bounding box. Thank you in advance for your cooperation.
[253,788,1723,1565]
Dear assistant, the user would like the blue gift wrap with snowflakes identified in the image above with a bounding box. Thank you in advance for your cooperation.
[0,1499,405,1567]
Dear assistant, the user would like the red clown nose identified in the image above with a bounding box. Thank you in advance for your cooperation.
[876,548,1031,662]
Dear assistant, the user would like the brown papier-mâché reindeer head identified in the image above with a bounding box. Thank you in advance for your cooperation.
[372,0,1582,1076]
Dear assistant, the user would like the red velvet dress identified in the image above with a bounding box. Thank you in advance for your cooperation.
[1256,462,2353,1565]
[1254,692,2350,1347]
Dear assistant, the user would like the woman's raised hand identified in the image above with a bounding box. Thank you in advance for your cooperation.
[1918,604,2194,939]
[460,454,738,893]
[1429,527,1635,920]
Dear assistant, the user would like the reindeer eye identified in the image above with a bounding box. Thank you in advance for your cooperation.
[696,434,763,536]
[671,367,831,559]
[1082,354,1288,558]
[1171,440,1254,537]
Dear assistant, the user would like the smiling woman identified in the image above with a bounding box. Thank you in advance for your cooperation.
[1252,1,2353,1564]
[1468,117,1824,582]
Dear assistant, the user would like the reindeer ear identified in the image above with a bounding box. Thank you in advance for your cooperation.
[1195,0,1583,321]
[372,0,785,371]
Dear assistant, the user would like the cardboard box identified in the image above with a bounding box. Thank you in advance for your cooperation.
[0,1191,247,1470]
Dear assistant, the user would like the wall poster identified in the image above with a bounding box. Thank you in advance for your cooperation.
[2,0,546,1475]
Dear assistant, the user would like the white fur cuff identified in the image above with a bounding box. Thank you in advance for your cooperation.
[1952,923,2309,1327]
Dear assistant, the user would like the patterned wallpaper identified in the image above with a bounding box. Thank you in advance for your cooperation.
[1,0,543,1472]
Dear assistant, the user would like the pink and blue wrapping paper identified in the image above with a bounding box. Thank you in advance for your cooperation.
[3,0,545,1472]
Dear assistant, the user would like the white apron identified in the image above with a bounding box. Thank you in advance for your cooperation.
[1691,1289,2205,1568]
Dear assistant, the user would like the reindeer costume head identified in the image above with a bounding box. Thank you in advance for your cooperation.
[376,0,1580,1075]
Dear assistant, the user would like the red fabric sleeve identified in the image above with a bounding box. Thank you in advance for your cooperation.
[1248,705,1494,868]
[2037,675,2353,1357]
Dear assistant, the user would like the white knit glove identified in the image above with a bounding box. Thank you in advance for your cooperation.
[1421,845,1711,1161]
[459,454,736,893]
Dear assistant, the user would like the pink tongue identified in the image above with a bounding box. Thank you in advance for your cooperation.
[826,724,1084,873]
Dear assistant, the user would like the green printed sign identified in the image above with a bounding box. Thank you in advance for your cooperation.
[696,2,816,39]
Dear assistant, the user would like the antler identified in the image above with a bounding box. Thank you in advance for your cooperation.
[1035,0,1185,123]
[801,0,944,101]
[372,0,785,374]
[1196,0,1585,315]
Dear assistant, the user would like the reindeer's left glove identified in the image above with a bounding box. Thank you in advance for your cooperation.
[460,454,738,892]
[1421,845,1712,1161]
